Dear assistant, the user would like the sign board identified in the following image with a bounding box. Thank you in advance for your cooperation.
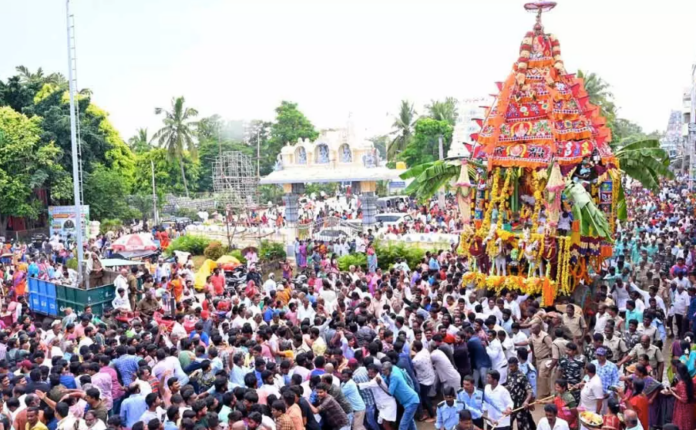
[389,181,406,189]
[48,206,90,240]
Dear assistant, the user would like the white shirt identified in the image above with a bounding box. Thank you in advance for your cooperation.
[114,275,129,297]
[538,417,570,430]
[504,300,521,320]
[483,384,513,427]
[263,279,277,295]
[580,374,604,413]
[411,348,436,386]
[673,290,690,315]
[298,304,316,322]
[112,295,131,311]
[594,312,609,334]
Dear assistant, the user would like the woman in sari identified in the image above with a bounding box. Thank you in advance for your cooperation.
[11,263,27,300]
[600,398,622,430]
[631,364,671,429]
[620,379,649,430]
[297,241,307,269]
[550,379,578,429]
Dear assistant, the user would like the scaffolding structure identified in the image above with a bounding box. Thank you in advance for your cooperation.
[213,151,259,209]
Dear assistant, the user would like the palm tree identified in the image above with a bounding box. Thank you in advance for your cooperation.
[388,100,417,160]
[16,66,44,84]
[128,128,151,154]
[152,97,199,197]
[425,97,459,125]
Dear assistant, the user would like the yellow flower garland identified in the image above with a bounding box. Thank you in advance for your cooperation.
[478,168,501,237]
[497,169,513,230]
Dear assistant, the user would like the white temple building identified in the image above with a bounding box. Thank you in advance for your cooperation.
[448,97,492,158]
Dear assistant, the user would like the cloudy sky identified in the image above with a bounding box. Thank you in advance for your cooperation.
[3,0,695,140]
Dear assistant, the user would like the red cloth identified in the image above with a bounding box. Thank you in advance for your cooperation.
[211,274,225,295]
[628,395,649,430]
[672,381,695,430]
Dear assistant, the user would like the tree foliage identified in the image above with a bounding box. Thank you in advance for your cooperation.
[398,118,452,166]
[153,96,199,196]
[0,107,63,229]
[266,101,318,173]
[388,100,417,160]
[425,97,459,126]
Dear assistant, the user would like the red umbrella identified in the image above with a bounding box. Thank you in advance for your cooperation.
[112,233,158,252]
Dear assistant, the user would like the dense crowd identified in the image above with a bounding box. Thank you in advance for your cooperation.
[1,177,696,430]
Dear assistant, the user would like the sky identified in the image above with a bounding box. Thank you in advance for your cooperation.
[3,0,696,141]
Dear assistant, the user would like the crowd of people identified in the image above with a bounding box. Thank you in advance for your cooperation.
[1,176,696,430]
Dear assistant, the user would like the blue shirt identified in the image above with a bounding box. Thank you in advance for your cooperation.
[436,401,464,429]
[385,367,419,407]
[467,336,492,369]
[457,388,483,419]
[113,354,141,386]
[519,361,537,397]
[59,374,77,389]
[120,394,148,428]
[164,421,178,430]
[428,257,440,271]
[189,331,210,346]
[341,380,366,412]
[591,360,619,392]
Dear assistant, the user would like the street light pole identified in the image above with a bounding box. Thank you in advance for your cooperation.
[66,0,85,286]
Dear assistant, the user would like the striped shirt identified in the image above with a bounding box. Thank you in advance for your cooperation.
[351,366,375,406]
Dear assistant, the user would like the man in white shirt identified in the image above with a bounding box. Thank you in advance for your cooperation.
[537,403,570,430]
[112,288,132,312]
[594,304,609,335]
[114,268,129,299]
[503,293,521,321]
[263,273,277,295]
[672,282,690,337]
[483,370,513,429]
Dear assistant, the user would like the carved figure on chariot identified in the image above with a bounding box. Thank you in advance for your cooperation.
[456,1,619,306]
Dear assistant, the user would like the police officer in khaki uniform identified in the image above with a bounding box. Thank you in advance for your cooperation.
[530,323,554,398]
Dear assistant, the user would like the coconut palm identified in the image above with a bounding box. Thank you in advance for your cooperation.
[152,97,199,197]
[388,100,417,160]
[127,128,151,154]
[425,97,459,126]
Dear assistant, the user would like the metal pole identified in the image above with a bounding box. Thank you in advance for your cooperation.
[256,129,261,178]
[438,134,445,208]
[690,64,696,191]
[151,160,158,226]
[66,0,85,286]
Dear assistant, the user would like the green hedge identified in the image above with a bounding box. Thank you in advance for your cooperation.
[165,235,211,256]
[336,241,425,272]
[228,249,247,264]
[260,240,286,261]
[337,253,368,271]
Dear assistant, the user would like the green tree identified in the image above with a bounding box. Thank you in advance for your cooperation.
[388,100,416,161]
[0,106,63,233]
[579,70,672,191]
[368,135,388,160]
[425,97,459,126]
[132,149,200,197]
[128,128,151,154]
[153,96,199,197]
[399,118,452,166]
[249,120,274,176]
[83,164,133,221]
[266,101,318,173]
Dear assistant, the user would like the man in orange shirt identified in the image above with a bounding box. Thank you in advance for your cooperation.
[210,268,225,296]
